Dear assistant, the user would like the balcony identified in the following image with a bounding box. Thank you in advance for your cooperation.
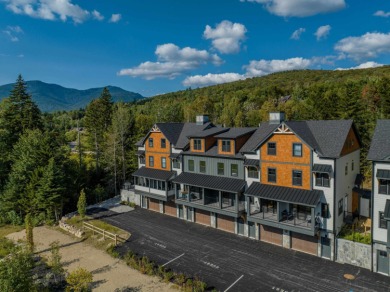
[176,185,245,215]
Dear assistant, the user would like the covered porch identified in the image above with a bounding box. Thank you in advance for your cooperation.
[172,172,246,214]
[245,182,323,234]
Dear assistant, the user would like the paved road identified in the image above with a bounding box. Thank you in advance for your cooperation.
[89,208,390,292]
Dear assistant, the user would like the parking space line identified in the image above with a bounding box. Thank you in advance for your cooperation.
[224,275,244,292]
[162,253,185,267]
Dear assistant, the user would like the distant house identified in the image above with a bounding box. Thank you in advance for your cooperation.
[368,120,390,276]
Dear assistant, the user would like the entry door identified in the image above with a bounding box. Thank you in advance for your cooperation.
[178,205,184,219]
[248,221,256,238]
[344,196,348,213]
[321,236,331,259]
[237,218,244,235]
[377,250,389,275]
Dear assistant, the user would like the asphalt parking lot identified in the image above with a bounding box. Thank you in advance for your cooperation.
[89,207,390,292]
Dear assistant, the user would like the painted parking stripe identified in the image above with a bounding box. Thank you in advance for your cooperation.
[224,275,244,292]
[162,253,185,267]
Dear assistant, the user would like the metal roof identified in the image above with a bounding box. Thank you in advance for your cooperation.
[312,164,332,173]
[368,120,390,161]
[132,167,176,181]
[136,150,145,156]
[384,200,390,220]
[172,172,246,193]
[352,187,371,199]
[376,169,390,179]
[169,153,181,159]
[244,159,260,167]
[245,182,322,207]
[215,128,257,139]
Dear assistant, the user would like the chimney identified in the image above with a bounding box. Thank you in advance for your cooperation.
[196,115,209,125]
[269,112,285,124]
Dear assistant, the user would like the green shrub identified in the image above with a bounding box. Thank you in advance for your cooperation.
[174,273,187,286]
[106,245,120,258]
[66,267,93,292]
[6,211,22,226]
[163,270,174,283]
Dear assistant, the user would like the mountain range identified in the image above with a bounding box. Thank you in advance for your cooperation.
[0,80,144,112]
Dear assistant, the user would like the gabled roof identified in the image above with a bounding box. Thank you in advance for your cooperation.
[215,127,257,139]
[239,123,279,153]
[245,182,322,207]
[187,126,228,138]
[368,120,390,161]
[172,172,246,193]
[175,122,213,149]
[155,123,185,146]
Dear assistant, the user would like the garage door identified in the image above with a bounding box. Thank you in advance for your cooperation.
[291,232,318,256]
[260,225,282,246]
[195,209,211,226]
[148,198,160,212]
[164,201,177,217]
[217,214,235,233]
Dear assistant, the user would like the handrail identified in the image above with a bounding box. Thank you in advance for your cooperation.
[83,221,126,246]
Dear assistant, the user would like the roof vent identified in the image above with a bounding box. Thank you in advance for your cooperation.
[269,112,285,124]
[196,115,209,125]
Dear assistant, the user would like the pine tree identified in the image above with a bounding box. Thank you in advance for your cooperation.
[25,213,34,253]
[77,189,87,218]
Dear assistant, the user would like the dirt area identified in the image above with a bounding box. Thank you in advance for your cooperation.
[7,226,175,292]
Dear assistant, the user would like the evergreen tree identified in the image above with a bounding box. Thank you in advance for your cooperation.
[77,189,87,218]
[25,213,34,253]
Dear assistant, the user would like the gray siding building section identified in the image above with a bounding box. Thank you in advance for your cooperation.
[183,155,244,179]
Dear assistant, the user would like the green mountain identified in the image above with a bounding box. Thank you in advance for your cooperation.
[0,80,144,112]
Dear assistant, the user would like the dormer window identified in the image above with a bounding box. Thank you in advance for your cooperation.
[222,140,231,152]
[193,139,202,150]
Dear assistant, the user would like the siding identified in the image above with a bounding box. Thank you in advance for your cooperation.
[340,127,360,156]
[373,161,390,243]
[145,131,171,171]
[183,155,244,179]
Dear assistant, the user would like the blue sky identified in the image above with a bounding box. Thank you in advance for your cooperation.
[1,0,390,97]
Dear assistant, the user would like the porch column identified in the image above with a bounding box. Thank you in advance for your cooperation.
[311,207,315,232]
[219,191,222,209]
[246,196,250,215]
[235,193,239,212]
[187,185,190,202]
[202,188,205,204]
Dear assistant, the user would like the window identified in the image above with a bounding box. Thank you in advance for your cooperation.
[200,161,206,173]
[315,173,330,187]
[338,199,343,216]
[248,166,259,179]
[161,138,166,148]
[293,143,302,157]
[321,203,329,218]
[222,140,231,152]
[148,138,153,147]
[292,170,302,186]
[268,168,276,183]
[351,160,354,171]
[379,179,390,195]
[193,139,202,150]
[218,163,224,175]
[188,160,194,171]
[139,156,145,165]
[161,157,166,169]
[345,163,348,176]
[149,156,154,167]
[379,212,387,229]
[267,142,276,155]
[231,164,238,177]
[172,159,180,169]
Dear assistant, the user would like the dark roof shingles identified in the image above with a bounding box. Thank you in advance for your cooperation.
[215,128,257,139]
[368,120,390,161]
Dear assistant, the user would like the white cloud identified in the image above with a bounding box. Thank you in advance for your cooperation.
[315,25,331,41]
[240,0,345,17]
[3,25,23,42]
[203,20,247,54]
[374,10,390,18]
[183,73,245,87]
[92,10,104,21]
[335,61,384,71]
[109,13,121,23]
[335,32,390,60]
[118,43,223,80]
[244,57,311,77]
[290,27,305,40]
[3,0,90,23]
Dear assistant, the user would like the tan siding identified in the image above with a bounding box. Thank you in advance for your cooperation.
[340,127,360,156]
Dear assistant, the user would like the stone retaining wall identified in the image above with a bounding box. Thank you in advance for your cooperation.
[59,218,84,238]
[336,238,371,270]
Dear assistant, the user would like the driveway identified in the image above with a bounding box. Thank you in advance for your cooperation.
[89,208,390,292]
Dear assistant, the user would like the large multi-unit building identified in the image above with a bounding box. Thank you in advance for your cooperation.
[131,113,362,260]
[368,120,390,276]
